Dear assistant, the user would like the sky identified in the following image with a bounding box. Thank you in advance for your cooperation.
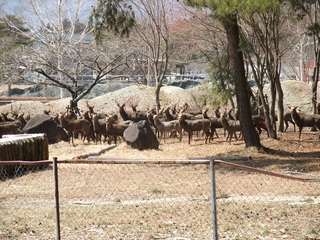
[1,0,97,23]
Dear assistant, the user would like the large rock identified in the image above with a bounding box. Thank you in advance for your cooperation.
[123,120,159,150]
[21,114,68,144]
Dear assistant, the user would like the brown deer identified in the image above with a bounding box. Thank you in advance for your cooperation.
[58,113,92,145]
[92,113,109,144]
[163,106,177,121]
[251,115,268,135]
[129,100,148,122]
[284,111,295,132]
[116,101,133,121]
[0,121,21,137]
[153,113,182,143]
[81,111,96,142]
[105,114,131,144]
[221,115,242,144]
[202,108,223,140]
[178,113,211,144]
[291,107,320,139]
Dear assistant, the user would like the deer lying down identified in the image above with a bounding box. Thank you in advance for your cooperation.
[178,113,211,144]
[0,122,21,137]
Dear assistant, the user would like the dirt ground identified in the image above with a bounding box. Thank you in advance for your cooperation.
[45,128,319,239]
[49,127,320,177]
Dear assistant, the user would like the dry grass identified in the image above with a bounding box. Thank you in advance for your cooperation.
[49,128,320,175]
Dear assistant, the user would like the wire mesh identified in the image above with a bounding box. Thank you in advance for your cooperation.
[214,162,320,239]
[0,160,319,240]
[0,164,55,240]
[0,161,213,239]
[56,162,212,239]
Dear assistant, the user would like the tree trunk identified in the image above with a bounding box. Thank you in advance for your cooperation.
[257,85,276,138]
[276,77,284,133]
[311,50,320,114]
[269,80,277,139]
[7,83,11,97]
[155,81,162,114]
[70,91,80,115]
[222,15,261,148]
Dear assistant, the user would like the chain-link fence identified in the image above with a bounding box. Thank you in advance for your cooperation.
[212,160,320,239]
[0,159,319,240]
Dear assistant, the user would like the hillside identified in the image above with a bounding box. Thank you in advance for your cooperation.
[0,85,199,117]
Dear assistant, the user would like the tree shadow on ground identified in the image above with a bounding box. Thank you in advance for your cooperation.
[210,146,320,174]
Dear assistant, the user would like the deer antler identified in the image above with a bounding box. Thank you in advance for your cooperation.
[128,96,139,108]
[10,103,21,119]
[86,100,95,114]
[115,96,125,108]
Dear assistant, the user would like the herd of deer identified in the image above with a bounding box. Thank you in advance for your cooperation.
[0,110,27,138]
[1,100,320,145]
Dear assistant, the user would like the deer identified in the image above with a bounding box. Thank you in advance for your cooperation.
[221,115,243,144]
[291,106,320,139]
[128,99,148,122]
[81,110,96,142]
[202,108,224,140]
[251,115,268,135]
[178,113,211,144]
[115,100,136,122]
[163,106,177,121]
[215,107,221,118]
[284,111,296,132]
[0,113,26,128]
[153,113,182,143]
[0,121,22,137]
[92,113,109,144]
[1,112,14,122]
[180,102,202,116]
[105,114,131,144]
[58,113,92,145]
[43,109,51,115]
[146,110,159,137]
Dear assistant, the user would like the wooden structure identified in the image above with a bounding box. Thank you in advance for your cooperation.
[0,96,59,106]
[0,134,49,177]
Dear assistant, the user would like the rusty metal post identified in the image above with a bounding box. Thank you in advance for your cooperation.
[210,159,218,240]
[53,157,61,240]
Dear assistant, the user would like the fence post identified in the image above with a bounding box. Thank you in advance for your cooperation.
[210,159,218,240]
[53,157,61,240]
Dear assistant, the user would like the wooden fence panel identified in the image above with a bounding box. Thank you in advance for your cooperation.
[0,134,48,176]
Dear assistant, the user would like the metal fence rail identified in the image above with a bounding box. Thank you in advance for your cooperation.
[0,159,319,240]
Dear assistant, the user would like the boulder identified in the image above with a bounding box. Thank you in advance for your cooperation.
[20,114,68,144]
[123,120,159,150]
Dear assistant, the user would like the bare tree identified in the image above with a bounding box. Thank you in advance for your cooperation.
[130,0,176,113]
[5,0,130,112]
[173,7,236,108]
[291,1,320,114]
[0,15,31,95]
[241,5,298,135]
